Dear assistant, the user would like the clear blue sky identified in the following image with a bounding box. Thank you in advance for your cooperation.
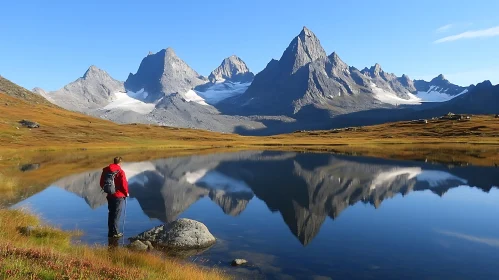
[1,0,498,91]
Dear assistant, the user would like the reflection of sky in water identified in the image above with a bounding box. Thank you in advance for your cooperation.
[11,152,499,280]
[13,187,162,244]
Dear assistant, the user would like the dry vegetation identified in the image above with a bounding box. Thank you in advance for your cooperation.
[1,90,499,166]
[0,208,228,280]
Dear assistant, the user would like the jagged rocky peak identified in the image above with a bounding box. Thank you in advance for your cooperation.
[208,55,255,83]
[474,80,494,89]
[65,65,124,92]
[328,52,349,71]
[362,63,384,77]
[280,26,328,73]
[125,47,207,100]
[164,47,177,59]
[428,74,453,87]
[432,74,447,82]
[397,74,416,91]
[208,190,253,216]
[82,65,114,81]
[372,63,382,76]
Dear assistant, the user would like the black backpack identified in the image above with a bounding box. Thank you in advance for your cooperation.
[102,170,119,194]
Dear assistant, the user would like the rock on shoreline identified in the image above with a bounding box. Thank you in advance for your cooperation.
[130,218,216,251]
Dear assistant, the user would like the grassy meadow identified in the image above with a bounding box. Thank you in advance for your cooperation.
[0,208,228,280]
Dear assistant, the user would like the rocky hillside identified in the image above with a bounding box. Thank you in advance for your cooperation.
[0,75,51,105]
[40,66,125,112]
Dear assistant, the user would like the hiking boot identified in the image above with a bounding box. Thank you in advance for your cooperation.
[109,233,123,238]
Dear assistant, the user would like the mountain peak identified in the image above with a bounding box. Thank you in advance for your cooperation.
[475,80,493,88]
[125,48,207,99]
[361,63,384,77]
[208,55,254,83]
[397,74,416,91]
[164,47,177,57]
[328,52,349,71]
[430,74,451,85]
[299,26,313,36]
[224,55,243,65]
[83,65,108,79]
[372,63,382,75]
[279,27,327,74]
[329,52,340,61]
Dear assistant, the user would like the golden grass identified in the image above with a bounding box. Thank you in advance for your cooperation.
[0,208,229,280]
[1,90,499,167]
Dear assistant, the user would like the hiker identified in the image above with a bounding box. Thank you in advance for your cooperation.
[100,156,129,238]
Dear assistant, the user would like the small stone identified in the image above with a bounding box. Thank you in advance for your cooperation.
[128,240,148,251]
[19,163,40,172]
[19,119,40,128]
[231,259,248,266]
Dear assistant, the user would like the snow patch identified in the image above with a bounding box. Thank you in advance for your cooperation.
[104,91,155,114]
[370,167,421,190]
[195,82,251,104]
[370,83,421,105]
[370,167,467,190]
[121,162,161,186]
[184,169,252,193]
[416,170,467,187]
[183,90,208,106]
[185,169,209,184]
[416,87,468,102]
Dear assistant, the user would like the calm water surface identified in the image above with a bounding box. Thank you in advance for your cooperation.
[12,151,499,280]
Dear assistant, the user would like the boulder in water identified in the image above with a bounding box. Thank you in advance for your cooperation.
[130,218,216,250]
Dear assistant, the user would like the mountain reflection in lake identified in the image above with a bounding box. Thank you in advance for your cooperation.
[13,151,499,280]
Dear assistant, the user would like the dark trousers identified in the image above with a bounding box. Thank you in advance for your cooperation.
[107,197,124,237]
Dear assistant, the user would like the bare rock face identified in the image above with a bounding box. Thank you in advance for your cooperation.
[42,65,125,112]
[361,63,413,99]
[280,26,328,74]
[130,218,216,250]
[208,55,254,83]
[125,48,208,101]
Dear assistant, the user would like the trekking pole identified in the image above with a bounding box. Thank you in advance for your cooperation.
[122,197,127,246]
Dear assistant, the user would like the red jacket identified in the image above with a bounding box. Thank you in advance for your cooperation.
[100,164,129,198]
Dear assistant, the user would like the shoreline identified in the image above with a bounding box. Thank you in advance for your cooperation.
[0,208,229,280]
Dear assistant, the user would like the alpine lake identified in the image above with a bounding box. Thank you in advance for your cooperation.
[2,150,499,280]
